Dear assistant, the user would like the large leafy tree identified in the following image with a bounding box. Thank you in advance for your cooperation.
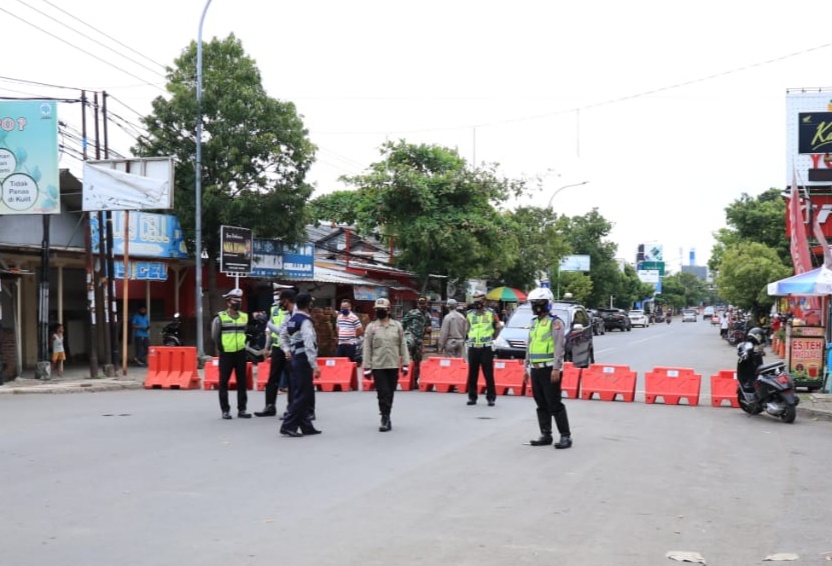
[134,34,316,297]
[499,206,570,290]
[659,272,709,310]
[312,141,526,289]
[715,242,792,318]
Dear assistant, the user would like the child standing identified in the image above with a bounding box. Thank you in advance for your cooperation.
[51,324,66,377]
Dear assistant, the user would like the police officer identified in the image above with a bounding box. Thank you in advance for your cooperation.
[254,287,294,417]
[279,293,321,437]
[466,291,500,406]
[211,288,251,420]
[524,287,572,449]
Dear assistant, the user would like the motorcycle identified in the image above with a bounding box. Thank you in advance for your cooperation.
[245,312,269,364]
[665,313,672,324]
[727,320,748,346]
[162,313,182,346]
[736,336,798,423]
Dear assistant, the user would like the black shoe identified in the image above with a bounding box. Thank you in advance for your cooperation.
[379,416,392,432]
[300,426,322,435]
[254,405,277,417]
[280,428,302,438]
[466,399,476,406]
[221,412,232,420]
[237,411,252,419]
[308,413,316,421]
[487,399,495,407]
[529,435,553,446]
[554,435,573,449]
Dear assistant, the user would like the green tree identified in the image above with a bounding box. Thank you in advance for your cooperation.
[660,272,708,309]
[559,271,593,305]
[499,206,570,290]
[314,140,526,289]
[715,242,792,318]
[558,209,621,308]
[134,34,316,307]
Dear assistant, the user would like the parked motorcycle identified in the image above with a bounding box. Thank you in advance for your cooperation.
[736,327,798,423]
[727,320,748,346]
[162,313,182,346]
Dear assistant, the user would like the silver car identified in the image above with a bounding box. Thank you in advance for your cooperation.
[627,309,650,328]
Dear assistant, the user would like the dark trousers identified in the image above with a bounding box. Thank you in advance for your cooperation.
[219,350,248,413]
[467,346,495,401]
[373,368,399,417]
[282,355,314,432]
[263,347,287,407]
[335,343,357,361]
[408,343,423,385]
[135,336,149,363]
[530,366,570,436]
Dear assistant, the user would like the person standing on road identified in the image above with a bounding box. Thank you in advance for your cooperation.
[254,287,294,417]
[438,299,467,358]
[211,289,251,420]
[466,291,500,406]
[524,287,572,449]
[131,305,150,366]
[279,293,322,437]
[720,311,729,339]
[335,299,363,361]
[362,298,410,432]
[402,297,432,387]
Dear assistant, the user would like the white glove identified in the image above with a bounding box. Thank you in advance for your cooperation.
[363,369,372,377]
[401,366,409,374]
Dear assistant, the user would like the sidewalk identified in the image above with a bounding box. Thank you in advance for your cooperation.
[0,364,145,394]
[797,392,832,422]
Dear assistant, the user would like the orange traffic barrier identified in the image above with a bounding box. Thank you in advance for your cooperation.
[360,362,416,392]
[523,362,580,398]
[710,369,739,408]
[491,359,525,395]
[644,366,701,406]
[316,357,357,391]
[580,364,637,402]
[419,357,468,393]
[144,346,200,389]
[255,358,271,391]
[202,357,254,390]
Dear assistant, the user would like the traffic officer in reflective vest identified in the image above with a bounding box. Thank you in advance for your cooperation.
[466,291,500,406]
[211,288,251,420]
[254,287,294,417]
[524,287,572,449]
[279,293,322,437]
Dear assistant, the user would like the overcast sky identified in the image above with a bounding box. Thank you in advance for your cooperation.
[2,0,831,271]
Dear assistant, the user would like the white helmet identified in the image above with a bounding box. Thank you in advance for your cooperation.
[223,288,243,299]
[527,287,554,302]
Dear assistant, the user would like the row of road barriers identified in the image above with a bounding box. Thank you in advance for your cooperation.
[143,348,741,408]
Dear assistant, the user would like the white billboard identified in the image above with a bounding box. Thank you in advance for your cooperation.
[786,89,832,187]
[83,157,174,211]
[637,269,660,284]
[560,254,591,272]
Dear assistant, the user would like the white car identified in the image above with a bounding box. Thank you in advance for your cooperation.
[682,309,698,322]
[627,309,649,328]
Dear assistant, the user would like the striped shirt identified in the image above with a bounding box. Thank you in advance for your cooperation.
[336,312,362,345]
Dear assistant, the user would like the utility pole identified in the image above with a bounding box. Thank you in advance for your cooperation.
[82,90,99,378]
[94,93,113,376]
[102,91,119,368]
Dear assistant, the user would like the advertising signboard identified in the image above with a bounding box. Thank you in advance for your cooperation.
[83,157,174,211]
[0,100,60,215]
[786,90,832,186]
[113,261,168,281]
[559,254,591,272]
[251,239,314,279]
[638,261,665,276]
[788,325,824,387]
[220,225,252,274]
[90,212,189,259]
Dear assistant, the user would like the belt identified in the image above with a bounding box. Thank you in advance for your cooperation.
[469,344,491,348]
[529,362,554,368]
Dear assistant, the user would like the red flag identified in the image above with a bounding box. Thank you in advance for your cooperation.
[789,175,813,274]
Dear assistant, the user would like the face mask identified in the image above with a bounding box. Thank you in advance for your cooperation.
[534,304,547,315]
[340,309,349,316]
[229,300,242,310]
[473,301,483,310]
[375,309,388,319]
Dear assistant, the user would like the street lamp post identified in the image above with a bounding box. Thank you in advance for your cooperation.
[547,181,589,297]
[195,0,213,359]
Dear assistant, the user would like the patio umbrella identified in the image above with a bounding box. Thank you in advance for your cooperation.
[485,286,527,302]
[767,266,832,296]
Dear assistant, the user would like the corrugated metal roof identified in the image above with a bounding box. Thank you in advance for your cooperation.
[282,265,385,286]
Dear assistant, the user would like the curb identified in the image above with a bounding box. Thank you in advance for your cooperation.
[0,379,143,395]
[797,405,832,423]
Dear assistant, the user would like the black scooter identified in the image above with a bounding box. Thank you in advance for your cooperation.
[736,338,799,423]
[162,313,182,346]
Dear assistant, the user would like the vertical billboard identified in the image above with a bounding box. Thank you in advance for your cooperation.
[786,90,832,186]
[220,225,252,274]
[0,100,60,214]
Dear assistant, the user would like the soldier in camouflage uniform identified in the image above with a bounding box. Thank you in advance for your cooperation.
[402,297,432,387]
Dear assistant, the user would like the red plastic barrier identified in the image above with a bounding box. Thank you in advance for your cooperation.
[255,358,272,391]
[644,366,701,406]
[491,359,525,395]
[360,362,415,392]
[419,357,468,393]
[202,357,253,390]
[710,369,739,408]
[580,364,637,402]
[144,346,200,389]
[523,362,581,398]
[316,357,357,392]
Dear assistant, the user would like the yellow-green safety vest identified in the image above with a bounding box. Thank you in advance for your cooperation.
[528,317,554,363]
[467,310,495,346]
[219,311,248,353]
[270,305,287,340]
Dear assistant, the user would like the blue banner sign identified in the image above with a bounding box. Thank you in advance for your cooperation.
[113,261,168,281]
[90,211,189,259]
[251,239,314,279]
[353,285,388,301]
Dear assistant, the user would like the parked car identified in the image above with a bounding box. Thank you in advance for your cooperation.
[587,309,606,336]
[627,309,650,328]
[493,301,595,367]
[682,308,698,322]
[597,308,632,331]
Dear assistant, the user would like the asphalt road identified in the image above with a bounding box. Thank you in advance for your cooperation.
[2,318,831,566]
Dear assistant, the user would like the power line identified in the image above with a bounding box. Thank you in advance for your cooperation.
[0,5,165,94]
[0,74,86,91]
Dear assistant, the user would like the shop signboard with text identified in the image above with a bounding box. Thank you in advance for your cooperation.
[788,325,825,387]
[786,90,832,186]
[251,239,314,279]
[220,225,252,274]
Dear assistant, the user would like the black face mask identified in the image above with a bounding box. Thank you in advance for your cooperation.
[473,301,484,310]
[229,300,242,310]
[375,309,388,319]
